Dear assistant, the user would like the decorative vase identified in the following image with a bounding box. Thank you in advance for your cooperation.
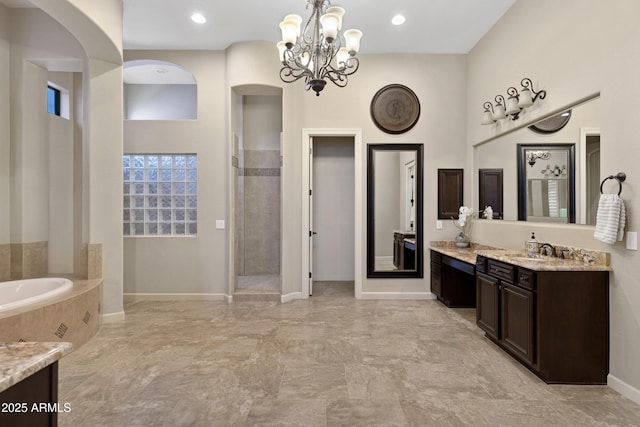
[455,233,470,248]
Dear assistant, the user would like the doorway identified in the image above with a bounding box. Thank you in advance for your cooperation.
[311,137,355,296]
[579,128,600,225]
[301,128,363,299]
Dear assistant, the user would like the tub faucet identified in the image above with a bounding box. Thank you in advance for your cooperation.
[539,243,557,257]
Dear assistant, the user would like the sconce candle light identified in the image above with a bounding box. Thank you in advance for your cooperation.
[526,150,551,167]
[482,78,547,125]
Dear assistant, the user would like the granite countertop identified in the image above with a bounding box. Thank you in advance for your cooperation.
[476,250,612,272]
[431,240,611,272]
[0,342,73,393]
[394,230,415,235]
[430,240,501,265]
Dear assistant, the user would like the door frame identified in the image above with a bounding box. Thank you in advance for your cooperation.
[578,127,600,225]
[302,128,363,298]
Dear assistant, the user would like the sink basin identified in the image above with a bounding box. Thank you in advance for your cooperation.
[510,257,550,263]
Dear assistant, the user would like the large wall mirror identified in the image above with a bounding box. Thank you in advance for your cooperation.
[367,144,423,278]
[474,95,600,225]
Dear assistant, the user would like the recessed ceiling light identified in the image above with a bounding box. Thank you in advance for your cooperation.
[191,13,206,24]
[391,14,406,26]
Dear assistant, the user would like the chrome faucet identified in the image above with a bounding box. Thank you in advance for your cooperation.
[539,243,557,257]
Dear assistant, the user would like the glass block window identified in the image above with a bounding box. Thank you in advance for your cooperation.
[123,154,197,236]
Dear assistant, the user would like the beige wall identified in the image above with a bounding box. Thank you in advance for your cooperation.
[48,72,76,274]
[0,3,9,246]
[123,50,227,296]
[3,4,124,317]
[299,53,468,294]
[122,46,467,298]
[467,0,640,401]
[8,9,84,245]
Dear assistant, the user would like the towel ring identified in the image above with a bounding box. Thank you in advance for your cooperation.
[600,172,626,195]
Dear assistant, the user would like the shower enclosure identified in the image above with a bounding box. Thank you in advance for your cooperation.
[232,91,282,297]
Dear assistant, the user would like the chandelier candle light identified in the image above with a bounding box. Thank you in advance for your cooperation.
[277,0,362,96]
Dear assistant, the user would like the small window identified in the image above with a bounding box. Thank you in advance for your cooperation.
[47,86,61,116]
[123,154,198,236]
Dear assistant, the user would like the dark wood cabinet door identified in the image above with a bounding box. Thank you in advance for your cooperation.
[478,168,503,219]
[437,169,463,219]
[476,272,500,340]
[393,233,402,268]
[501,283,535,365]
[430,261,441,298]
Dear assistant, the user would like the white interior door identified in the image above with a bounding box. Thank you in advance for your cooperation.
[308,137,314,296]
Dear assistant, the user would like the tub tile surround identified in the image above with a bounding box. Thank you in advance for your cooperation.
[87,243,103,280]
[0,341,72,393]
[0,242,102,282]
[55,282,640,425]
[0,244,8,281]
[0,280,102,349]
[9,241,48,280]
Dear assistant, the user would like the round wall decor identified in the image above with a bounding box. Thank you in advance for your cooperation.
[528,110,572,134]
[370,84,420,134]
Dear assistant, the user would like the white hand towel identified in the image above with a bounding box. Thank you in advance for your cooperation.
[594,194,626,244]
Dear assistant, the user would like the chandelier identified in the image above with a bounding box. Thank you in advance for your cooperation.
[277,0,362,96]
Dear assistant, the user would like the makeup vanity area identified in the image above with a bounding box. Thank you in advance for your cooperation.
[430,241,610,384]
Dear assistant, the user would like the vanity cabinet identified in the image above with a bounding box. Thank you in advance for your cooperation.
[475,255,609,384]
[394,231,415,269]
[0,362,59,426]
[430,250,475,308]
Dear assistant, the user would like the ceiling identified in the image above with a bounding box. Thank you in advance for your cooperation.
[1,0,517,54]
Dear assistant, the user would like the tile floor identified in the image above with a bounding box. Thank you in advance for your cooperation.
[58,282,640,426]
[236,274,281,292]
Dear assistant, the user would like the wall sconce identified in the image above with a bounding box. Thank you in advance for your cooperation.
[541,164,567,178]
[481,78,547,125]
[526,150,551,167]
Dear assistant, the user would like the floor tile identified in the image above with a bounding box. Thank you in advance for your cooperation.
[55,281,640,426]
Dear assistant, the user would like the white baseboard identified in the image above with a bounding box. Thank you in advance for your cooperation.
[101,311,125,323]
[123,293,228,303]
[224,294,233,303]
[281,292,304,303]
[608,374,640,406]
[359,292,436,300]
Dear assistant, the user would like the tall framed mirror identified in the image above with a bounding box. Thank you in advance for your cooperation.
[517,143,575,223]
[367,143,423,278]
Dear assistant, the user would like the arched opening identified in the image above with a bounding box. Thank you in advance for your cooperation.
[124,60,197,120]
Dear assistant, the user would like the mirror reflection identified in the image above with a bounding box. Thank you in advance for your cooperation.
[367,144,423,278]
[475,96,600,225]
[517,144,575,223]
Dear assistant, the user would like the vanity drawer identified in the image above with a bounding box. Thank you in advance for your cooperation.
[487,259,515,283]
[430,250,442,263]
[476,255,487,273]
[517,268,535,290]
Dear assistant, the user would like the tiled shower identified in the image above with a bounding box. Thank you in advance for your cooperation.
[233,93,282,294]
